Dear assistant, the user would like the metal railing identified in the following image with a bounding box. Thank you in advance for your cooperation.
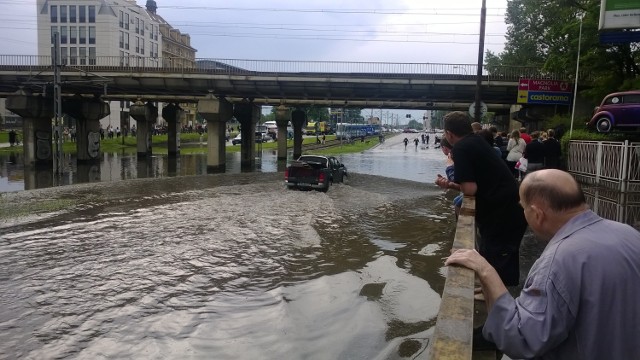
[0,55,574,81]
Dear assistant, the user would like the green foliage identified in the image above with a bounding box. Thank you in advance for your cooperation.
[299,105,330,122]
[487,0,640,103]
[407,119,423,130]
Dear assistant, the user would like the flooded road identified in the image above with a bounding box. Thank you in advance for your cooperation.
[0,135,459,359]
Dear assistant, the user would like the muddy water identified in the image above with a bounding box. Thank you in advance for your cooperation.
[0,135,459,359]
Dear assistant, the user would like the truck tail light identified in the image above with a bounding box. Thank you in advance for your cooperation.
[284,168,289,181]
[318,172,325,183]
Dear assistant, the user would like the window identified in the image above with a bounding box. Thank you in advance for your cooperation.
[60,26,67,44]
[79,26,86,44]
[135,37,139,53]
[140,20,144,36]
[79,5,86,22]
[135,18,139,34]
[624,95,640,104]
[70,47,77,65]
[60,47,67,64]
[79,47,86,65]
[60,6,67,22]
[50,5,57,23]
[149,24,153,39]
[88,26,96,44]
[69,6,76,23]
[140,38,144,55]
[119,31,124,48]
[50,26,58,44]
[120,50,125,66]
[88,5,95,23]
[125,33,129,50]
[119,10,123,28]
[124,52,130,66]
[70,27,77,44]
[124,13,129,30]
[89,47,96,65]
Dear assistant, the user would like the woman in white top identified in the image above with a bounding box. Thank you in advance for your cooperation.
[506,129,526,177]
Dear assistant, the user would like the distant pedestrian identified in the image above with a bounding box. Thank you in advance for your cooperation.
[322,134,326,144]
[414,138,419,149]
[403,137,409,149]
[426,134,430,144]
[8,130,16,146]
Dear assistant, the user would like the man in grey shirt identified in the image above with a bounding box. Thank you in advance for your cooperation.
[446,169,640,359]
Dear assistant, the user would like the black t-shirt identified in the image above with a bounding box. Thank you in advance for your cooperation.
[452,134,522,226]
[524,140,546,163]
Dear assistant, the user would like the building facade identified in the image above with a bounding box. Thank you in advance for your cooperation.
[35,0,197,128]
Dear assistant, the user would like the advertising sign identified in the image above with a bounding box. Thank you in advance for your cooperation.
[599,0,640,30]
[517,79,573,106]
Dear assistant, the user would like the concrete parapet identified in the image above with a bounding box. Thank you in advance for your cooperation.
[64,96,110,163]
[234,102,260,169]
[275,104,291,160]
[198,96,233,172]
[6,91,54,166]
[291,109,306,159]
[129,101,158,158]
[162,103,184,156]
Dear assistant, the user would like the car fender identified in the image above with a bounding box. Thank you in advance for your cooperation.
[589,111,615,126]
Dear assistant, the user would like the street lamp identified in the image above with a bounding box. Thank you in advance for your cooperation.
[569,13,584,139]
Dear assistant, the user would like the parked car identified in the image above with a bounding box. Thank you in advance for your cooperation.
[587,90,640,133]
[231,132,271,145]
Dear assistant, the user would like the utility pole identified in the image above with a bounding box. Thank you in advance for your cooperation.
[474,0,487,122]
[52,32,64,176]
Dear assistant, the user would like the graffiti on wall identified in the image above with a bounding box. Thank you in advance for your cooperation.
[35,130,51,160]
[87,131,100,158]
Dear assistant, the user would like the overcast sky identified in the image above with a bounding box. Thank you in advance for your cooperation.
[0,0,510,123]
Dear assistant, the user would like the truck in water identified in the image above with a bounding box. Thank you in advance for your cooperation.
[284,155,348,192]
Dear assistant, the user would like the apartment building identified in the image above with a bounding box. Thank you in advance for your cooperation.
[35,0,198,128]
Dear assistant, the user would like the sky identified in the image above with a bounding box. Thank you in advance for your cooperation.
[0,0,511,124]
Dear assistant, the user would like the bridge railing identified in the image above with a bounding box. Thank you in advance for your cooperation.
[429,196,479,359]
[0,55,574,81]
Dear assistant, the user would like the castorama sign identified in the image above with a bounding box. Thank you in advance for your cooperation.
[599,0,640,30]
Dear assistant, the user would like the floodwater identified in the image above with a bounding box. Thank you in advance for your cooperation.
[0,135,460,359]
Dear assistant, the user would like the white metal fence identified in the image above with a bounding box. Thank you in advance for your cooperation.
[567,140,640,229]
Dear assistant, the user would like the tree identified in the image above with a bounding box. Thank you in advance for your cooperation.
[407,119,423,130]
[343,108,363,123]
[486,0,639,103]
[299,105,330,122]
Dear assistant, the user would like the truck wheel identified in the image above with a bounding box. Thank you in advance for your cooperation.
[319,185,329,193]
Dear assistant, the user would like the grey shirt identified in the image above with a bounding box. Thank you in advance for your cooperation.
[483,210,640,359]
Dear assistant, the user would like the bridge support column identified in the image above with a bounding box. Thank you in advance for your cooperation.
[234,102,260,170]
[129,101,158,158]
[198,96,233,173]
[275,105,291,161]
[64,96,110,163]
[5,90,54,167]
[291,109,306,160]
[162,103,183,157]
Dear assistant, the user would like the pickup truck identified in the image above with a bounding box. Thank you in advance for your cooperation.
[284,155,348,192]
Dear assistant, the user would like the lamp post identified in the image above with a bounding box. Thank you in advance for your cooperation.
[569,14,584,139]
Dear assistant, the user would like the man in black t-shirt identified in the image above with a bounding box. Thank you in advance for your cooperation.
[440,111,527,286]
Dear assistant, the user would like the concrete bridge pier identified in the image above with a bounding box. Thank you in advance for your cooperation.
[162,103,183,157]
[5,90,54,167]
[129,101,158,158]
[234,102,260,170]
[64,96,110,163]
[275,104,291,161]
[198,96,233,173]
[291,109,306,160]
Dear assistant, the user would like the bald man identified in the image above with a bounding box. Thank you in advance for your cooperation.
[446,169,640,359]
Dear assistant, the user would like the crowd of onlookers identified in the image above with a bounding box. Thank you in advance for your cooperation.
[475,125,562,179]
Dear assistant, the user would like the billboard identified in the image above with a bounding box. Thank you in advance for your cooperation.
[517,79,573,106]
[599,0,640,30]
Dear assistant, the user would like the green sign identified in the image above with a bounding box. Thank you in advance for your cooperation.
[600,0,640,30]
[606,0,639,11]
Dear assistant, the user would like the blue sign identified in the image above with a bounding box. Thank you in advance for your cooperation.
[526,91,572,105]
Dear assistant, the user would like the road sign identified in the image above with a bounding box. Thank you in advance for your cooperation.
[517,79,573,105]
[468,101,487,118]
